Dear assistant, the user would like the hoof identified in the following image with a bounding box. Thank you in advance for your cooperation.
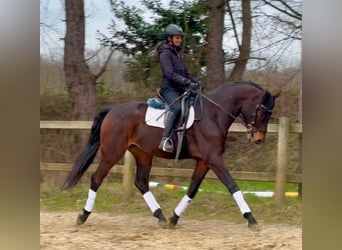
[76,209,91,225]
[243,212,261,231]
[248,222,262,231]
[153,208,168,228]
[168,222,177,229]
[168,219,177,229]
[76,214,86,225]
[158,219,168,229]
[168,213,179,228]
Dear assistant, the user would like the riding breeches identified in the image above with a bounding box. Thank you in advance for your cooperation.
[160,87,182,119]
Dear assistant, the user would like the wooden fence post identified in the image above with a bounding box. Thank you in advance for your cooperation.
[275,117,290,205]
[297,133,302,198]
[123,151,135,197]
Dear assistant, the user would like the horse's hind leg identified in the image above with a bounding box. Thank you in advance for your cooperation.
[131,148,168,228]
[77,147,126,225]
[169,160,209,227]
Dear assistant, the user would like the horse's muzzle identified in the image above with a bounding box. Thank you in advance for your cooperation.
[253,131,266,144]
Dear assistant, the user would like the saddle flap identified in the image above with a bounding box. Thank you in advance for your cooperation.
[145,106,195,129]
[146,91,198,129]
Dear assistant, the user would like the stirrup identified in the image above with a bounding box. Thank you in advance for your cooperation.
[159,137,174,152]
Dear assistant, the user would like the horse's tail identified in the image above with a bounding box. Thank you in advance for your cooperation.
[62,106,112,189]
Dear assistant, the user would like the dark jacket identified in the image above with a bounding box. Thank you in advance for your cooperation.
[157,43,197,93]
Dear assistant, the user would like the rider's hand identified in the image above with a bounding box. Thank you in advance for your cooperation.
[189,81,200,91]
[196,80,204,89]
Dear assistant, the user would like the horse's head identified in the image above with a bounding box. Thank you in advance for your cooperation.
[241,90,280,144]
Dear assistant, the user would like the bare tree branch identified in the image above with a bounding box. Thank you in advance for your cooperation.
[94,49,115,80]
[262,0,301,21]
[225,56,266,64]
[275,0,302,19]
[85,48,102,62]
[227,0,240,49]
[260,12,301,30]
[251,36,293,53]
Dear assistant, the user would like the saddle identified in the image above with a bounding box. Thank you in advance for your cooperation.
[145,91,195,129]
[145,90,197,161]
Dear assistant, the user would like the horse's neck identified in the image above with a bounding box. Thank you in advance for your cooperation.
[206,89,242,131]
[206,84,263,131]
[211,88,243,114]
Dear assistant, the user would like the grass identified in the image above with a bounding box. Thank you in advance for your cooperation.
[40,179,302,225]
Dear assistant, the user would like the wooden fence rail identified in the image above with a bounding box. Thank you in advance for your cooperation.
[40,119,302,204]
[40,120,302,133]
[39,162,302,183]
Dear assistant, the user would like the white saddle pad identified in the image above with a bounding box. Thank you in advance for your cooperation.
[145,106,195,129]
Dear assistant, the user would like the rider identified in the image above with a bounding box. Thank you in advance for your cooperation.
[156,24,202,152]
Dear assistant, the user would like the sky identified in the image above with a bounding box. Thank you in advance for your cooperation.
[40,0,117,55]
[40,0,168,55]
[40,0,301,67]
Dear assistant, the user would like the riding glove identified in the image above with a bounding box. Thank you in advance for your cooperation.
[189,81,200,91]
[196,80,204,89]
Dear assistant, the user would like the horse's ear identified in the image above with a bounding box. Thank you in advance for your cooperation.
[273,90,281,99]
[262,91,271,103]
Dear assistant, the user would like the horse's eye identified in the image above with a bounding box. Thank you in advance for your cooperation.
[257,110,265,120]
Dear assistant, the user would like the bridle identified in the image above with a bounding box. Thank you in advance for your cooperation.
[200,93,272,134]
[242,103,273,133]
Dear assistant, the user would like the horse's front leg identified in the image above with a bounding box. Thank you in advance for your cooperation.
[132,151,168,228]
[208,155,259,230]
[169,160,209,227]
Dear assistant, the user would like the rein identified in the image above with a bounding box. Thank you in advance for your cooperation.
[200,93,250,129]
[156,88,263,131]
[155,91,191,121]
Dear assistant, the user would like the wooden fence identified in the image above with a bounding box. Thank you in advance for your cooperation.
[40,118,302,205]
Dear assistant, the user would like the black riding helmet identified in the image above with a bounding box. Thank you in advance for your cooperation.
[164,24,184,39]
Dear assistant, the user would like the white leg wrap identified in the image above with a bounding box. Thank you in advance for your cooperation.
[233,190,251,214]
[143,191,161,213]
[174,195,192,216]
[84,189,97,212]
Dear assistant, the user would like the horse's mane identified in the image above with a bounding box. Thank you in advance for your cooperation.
[207,81,265,96]
[205,81,276,110]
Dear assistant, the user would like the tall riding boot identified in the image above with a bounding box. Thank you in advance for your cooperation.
[158,112,177,152]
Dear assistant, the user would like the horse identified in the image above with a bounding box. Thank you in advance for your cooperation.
[63,81,279,229]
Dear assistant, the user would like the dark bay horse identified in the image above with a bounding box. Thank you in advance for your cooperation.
[63,81,279,229]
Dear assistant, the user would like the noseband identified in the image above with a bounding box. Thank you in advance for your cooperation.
[244,104,273,134]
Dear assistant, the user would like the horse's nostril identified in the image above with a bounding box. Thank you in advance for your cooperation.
[255,139,264,144]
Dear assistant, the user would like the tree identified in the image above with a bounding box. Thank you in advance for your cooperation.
[103,0,301,89]
[261,0,301,41]
[249,0,301,68]
[227,0,252,81]
[103,0,208,89]
[205,0,225,89]
[64,0,113,120]
[104,0,251,88]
